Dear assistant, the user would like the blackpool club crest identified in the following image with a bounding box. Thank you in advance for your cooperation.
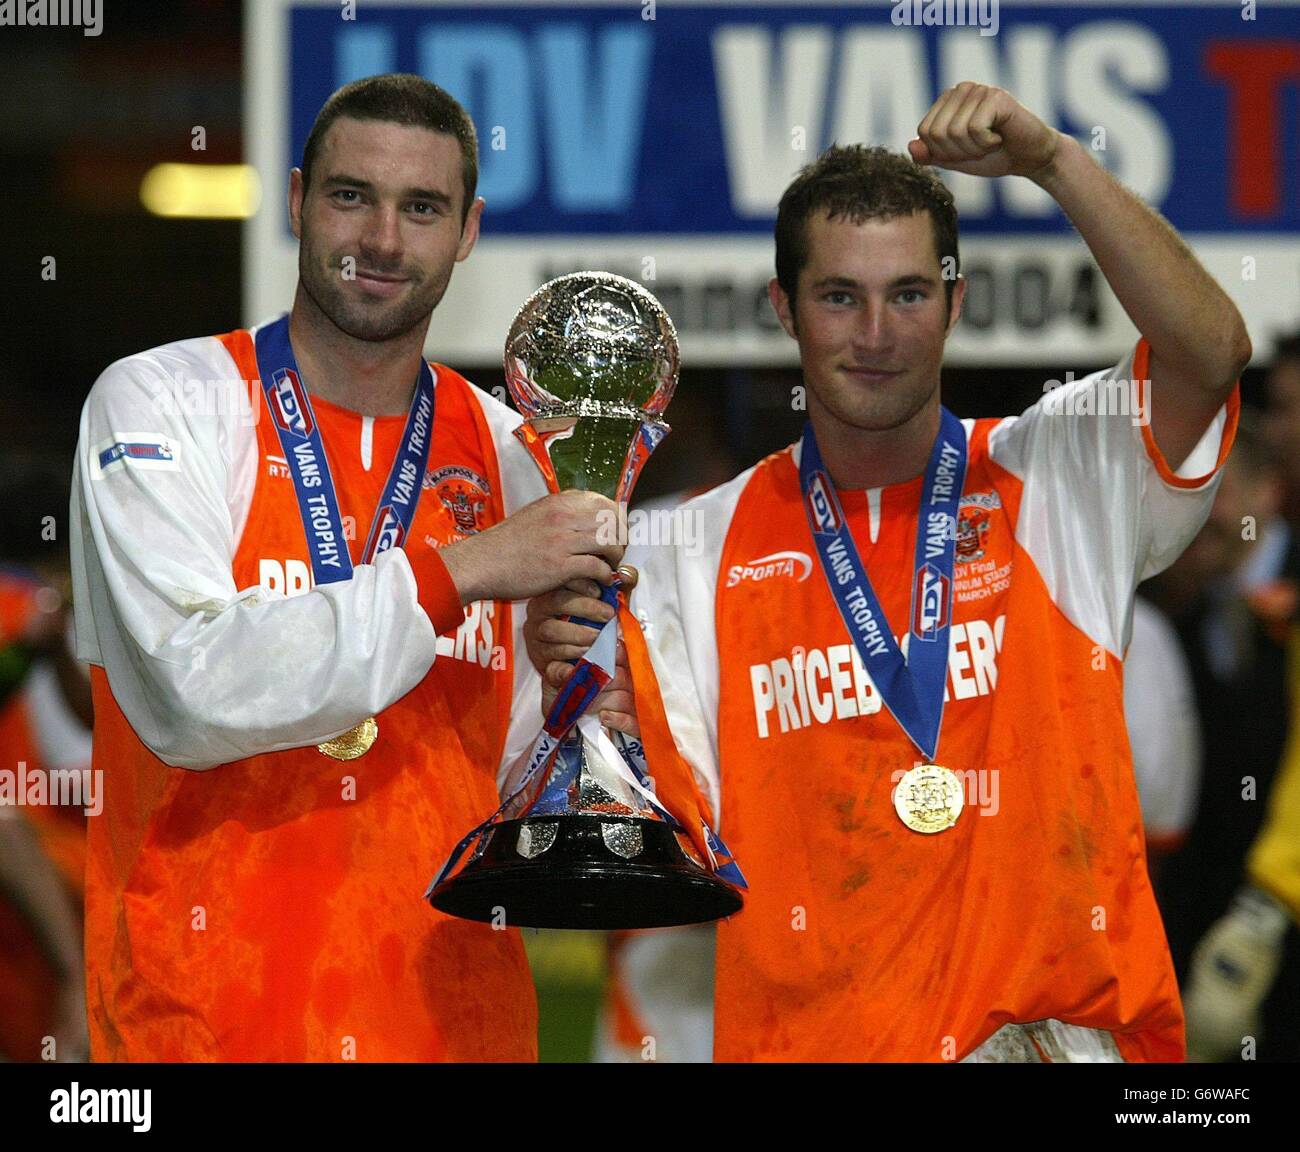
[425,465,490,537]
[955,492,1001,565]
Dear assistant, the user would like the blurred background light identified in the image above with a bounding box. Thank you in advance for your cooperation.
[139,162,260,219]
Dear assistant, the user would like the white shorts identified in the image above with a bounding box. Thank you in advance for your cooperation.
[963,1020,1125,1062]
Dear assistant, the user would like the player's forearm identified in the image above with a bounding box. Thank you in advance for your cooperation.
[89,548,445,769]
[1031,133,1250,397]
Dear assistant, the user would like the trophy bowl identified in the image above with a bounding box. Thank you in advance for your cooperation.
[503,271,678,500]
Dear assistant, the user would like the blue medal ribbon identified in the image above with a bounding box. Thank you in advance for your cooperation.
[799,408,968,761]
[253,315,436,584]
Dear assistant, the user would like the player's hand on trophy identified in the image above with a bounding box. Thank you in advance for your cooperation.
[539,640,639,738]
[525,568,640,737]
[524,567,639,666]
[908,82,1059,181]
[440,490,626,604]
[1182,885,1290,1062]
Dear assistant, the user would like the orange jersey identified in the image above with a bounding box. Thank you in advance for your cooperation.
[630,340,1238,1061]
[71,326,549,1061]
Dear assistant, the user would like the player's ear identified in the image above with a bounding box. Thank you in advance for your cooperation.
[288,168,305,241]
[768,277,798,340]
[455,196,485,263]
[945,274,966,337]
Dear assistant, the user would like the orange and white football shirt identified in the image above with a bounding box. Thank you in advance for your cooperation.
[70,322,548,1061]
[630,339,1238,1062]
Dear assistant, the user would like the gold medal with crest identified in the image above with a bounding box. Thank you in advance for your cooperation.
[317,716,379,761]
[893,763,964,834]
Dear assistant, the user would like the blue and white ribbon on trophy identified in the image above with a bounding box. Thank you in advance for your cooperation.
[427,577,746,893]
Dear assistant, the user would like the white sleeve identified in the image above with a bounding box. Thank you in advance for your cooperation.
[987,338,1235,657]
[1123,596,1202,837]
[626,476,752,829]
[70,343,448,771]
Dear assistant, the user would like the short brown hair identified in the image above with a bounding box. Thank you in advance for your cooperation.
[775,144,959,315]
[301,73,479,226]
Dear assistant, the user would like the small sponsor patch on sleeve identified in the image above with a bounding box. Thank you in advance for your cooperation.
[94,433,181,475]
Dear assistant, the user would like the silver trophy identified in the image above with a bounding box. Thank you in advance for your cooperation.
[427,272,743,929]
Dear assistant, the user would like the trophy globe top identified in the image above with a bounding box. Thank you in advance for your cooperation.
[504,271,678,422]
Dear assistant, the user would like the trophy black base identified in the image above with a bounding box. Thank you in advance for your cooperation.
[427,814,743,930]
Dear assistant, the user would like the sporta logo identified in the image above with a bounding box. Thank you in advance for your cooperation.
[725,551,814,588]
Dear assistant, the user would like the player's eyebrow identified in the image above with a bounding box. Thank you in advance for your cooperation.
[809,274,939,290]
[320,174,454,208]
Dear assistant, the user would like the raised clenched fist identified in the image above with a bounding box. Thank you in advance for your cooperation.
[909,82,1059,182]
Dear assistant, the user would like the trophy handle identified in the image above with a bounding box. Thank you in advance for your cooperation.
[513,415,670,503]
[615,419,670,503]
[512,419,574,493]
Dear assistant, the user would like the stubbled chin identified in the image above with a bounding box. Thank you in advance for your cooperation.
[823,391,926,433]
[332,304,417,343]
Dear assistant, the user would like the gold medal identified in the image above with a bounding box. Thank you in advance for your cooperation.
[317,717,379,761]
[893,763,964,834]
